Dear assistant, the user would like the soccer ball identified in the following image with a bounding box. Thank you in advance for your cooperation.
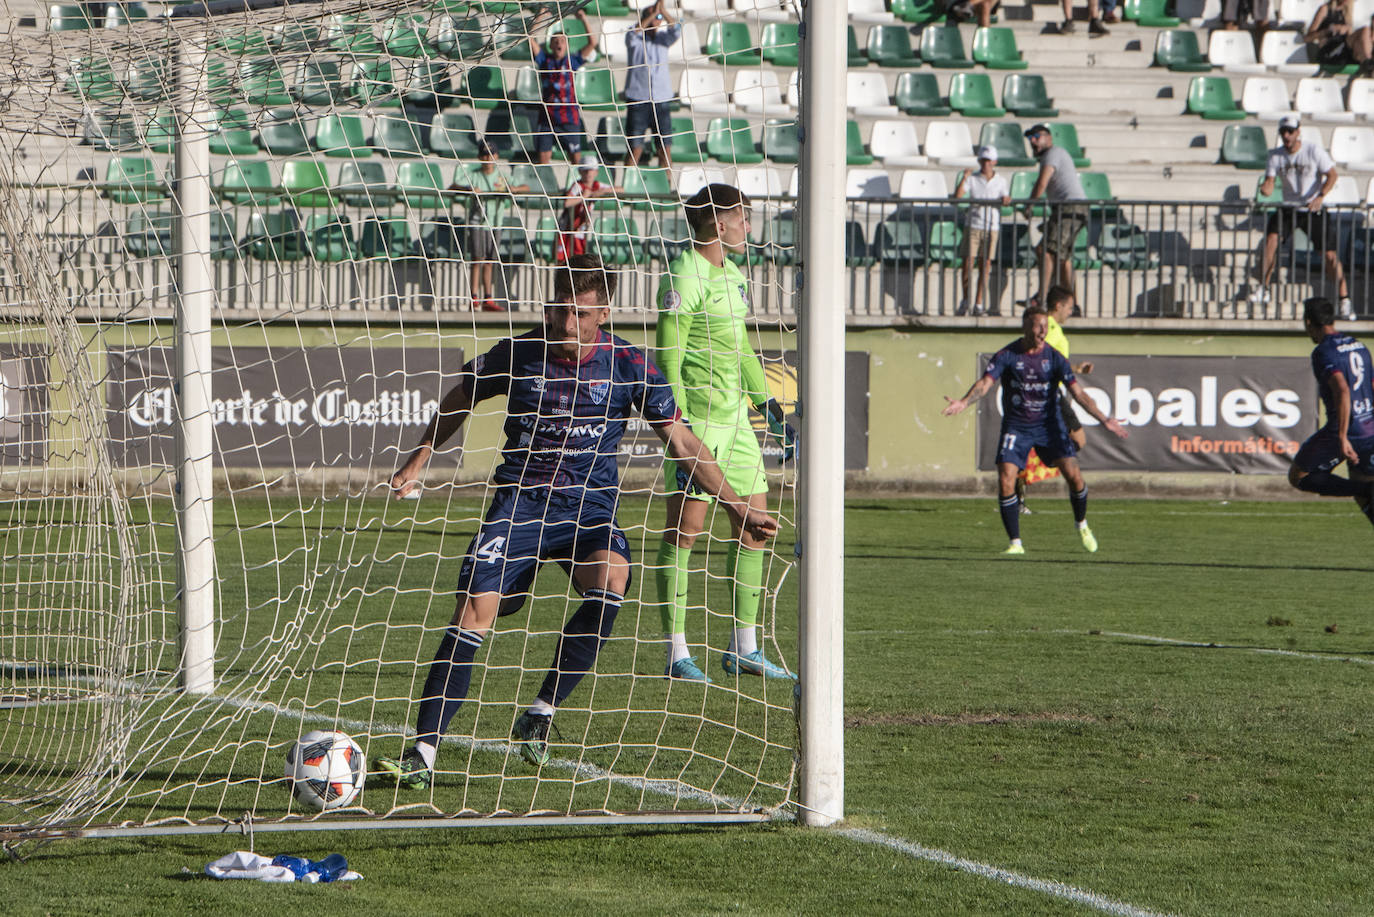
[284,730,365,811]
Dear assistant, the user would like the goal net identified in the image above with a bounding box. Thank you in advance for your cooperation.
[0,0,805,843]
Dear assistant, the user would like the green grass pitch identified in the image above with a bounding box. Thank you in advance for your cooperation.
[4,495,1374,915]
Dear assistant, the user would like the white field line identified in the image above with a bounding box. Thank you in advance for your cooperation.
[1078,630,1374,667]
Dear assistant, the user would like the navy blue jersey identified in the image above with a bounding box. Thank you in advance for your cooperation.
[463,329,680,499]
[1312,332,1374,440]
[984,340,1077,428]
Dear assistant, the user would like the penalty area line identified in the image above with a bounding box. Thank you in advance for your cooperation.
[1076,630,1374,667]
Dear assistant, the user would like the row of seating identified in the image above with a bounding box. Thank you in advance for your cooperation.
[1226,122,1374,173]
[1156,28,1332,76]
[1188,75,1374,121]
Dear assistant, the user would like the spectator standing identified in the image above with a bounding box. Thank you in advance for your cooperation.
[952,146,1011,316]
[451,142,530,312]
[1222,0,1270,34]
[1250,115,1353,319]
[556,153,623,263]
[529,9,598,165]
[1058,0,1110,35]
[624,1,680,169]
[1305,0,1372,71]
[1023,123,1089,303]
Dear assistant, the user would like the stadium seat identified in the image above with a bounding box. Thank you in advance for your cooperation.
[1080,172,1118,215]
[706,118,765,165]
[1010,170,1047,215]
[281,160,333,208]
[869,120,929,167]
[381,14,434,58]
[1154,30,1213,71]
[574,68,619,111]
[732,0,794,21]
[213,27,269,55]
[1258,29,1317,75]
[762,22,801,67]
[292,59,342,104]
[81,110,140,151]
[208,109,259,156]
[847,168,894,198]
[734,69,790,115]
[972,28,1028,70]
[679,166,727,199]
[123,210,173,259]
[1208,30,1265,74]
[511,163,565,209]
[847,72,899,117]
[351,58,402,108]
[269,22,320,52]
[645,215,693,263]
[598,18,633,65]
[847,26,870,67]
[1278,0,1324,26]
[305,214,358,262]
[419,216,465,260]
[867,25,920,67]
[622,166,675,209]
[105,3,147,29]
[322,14,381,55]
[993,222,1034,271]
[895,72,953,116]
[736,166,787,200]
[761,119,800,163]
[396,161,448,209]
[893,0,946,24]
[678,69,731,114]
[67,56,122,102]
[949,73,1006,118]
[239,59,290,105]
[484,109,538,161]
[1254,173,1284,205]
[667,117,706,163]
[846,120,876,165]
[1125,0,1182,25]
[1097,221,1156,269]
[335,161,393,206]
[590,216,642,265]
[1327,173,1362,203]
[920,25,974,68]
[257,108,310,156]
[1296,77,1356,122]
[585,0,633,15]
[978,122,1036,166]
[898,169,950,199]
[926,221,963,267]
[1241,76,1295,119]
[103,156,163,204]
[851,0,898,23]
[1070,227,1101,270]
[495,14,536,61]
[124,57,168,102]
[359,218,415,259]
[1001,74,1059,118]
[435,13,487,60]
[925,121,978,167]
[512,66,542,105]
[874,217,925,265]
[1350,78,1374,118]
[766,211,798,265]
[1187,76,1247,119]
[1048,123,1091,168]
[374,115,426,157]
[1220,124,1269,168]
[48,4,90,30]
[403,60,454,108]
[1329,126,1374,170]
[139,112,173,154]
[705,22,761,66]
[313,113,369,157]
[497,216,534,265]
[462,66,506,110]
[845,221,876,266]
[595,115,630,164]
[214,159,278,205]
[245,211,308,261]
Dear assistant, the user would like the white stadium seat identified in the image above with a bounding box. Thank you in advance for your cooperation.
[868,120,929,167]
[1258,30,1318,75]
[898,169,951,200]
[600,19,634,65]
[923,120,978,168]
[1347,78,1374,118]
[679,166,727,199]
[1327,174,1362,204]
[736,165,786,198]
[847,72,899,118]
[731,0,797,22]
[786,69,802,109]
[678,69,731,114]
[1328,126,1374,170]
[732,69,791,115]
[1276,0,1324,27]
[848,0,897,24]
[1209,30,1266,74]
[1241,76,1295,119]
[1181,0,1223,26]
[846,168,894,199]
[1355,0,1374,26]
[1296,77,1356,123]
[668,22,703,67]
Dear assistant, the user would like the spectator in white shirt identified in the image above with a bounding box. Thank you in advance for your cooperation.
[953,146,1012,316]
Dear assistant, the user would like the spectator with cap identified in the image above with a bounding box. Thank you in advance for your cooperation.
[1251,115,1353,319]
[556,152,623,263]
[952,145,1011,316]
[529,8,598,165]
[624,0,680,169]
[1022,123,1089,305]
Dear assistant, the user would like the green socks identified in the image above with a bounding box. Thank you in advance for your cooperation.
[655,540,690,636]
[727,543,765,628]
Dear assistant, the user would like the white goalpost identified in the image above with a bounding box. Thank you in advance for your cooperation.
[0,0,843,846]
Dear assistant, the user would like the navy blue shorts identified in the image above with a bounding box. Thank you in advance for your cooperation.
[1294,428,1374,476]
[625,101,673,149]
[996,422,1076,469]
[456,486,629,599]
[534,115,584,156]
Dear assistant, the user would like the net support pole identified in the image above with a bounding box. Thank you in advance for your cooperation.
[797,0,846,827]
[174,39,216,695]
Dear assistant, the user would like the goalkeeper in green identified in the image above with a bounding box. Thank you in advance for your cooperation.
[654,184,796,683]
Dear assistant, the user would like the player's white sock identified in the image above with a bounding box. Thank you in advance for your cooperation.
[668,632,690,665]
[414,741,437,770]
[1010,538,1023,547]
[730,626,758,657]
[529,699,555,718]
[1075,520,1088,531]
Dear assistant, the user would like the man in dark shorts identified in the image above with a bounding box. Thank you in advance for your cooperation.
[1024,124,1089,303]
[1017,285,1093,513]
[529,9,598,165]
[943,306,1127,554]
[624,1,679,168]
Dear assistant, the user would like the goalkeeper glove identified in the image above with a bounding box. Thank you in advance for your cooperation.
[759,398,797,462]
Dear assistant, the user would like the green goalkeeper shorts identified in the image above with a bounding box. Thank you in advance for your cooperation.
[667,420,768,502]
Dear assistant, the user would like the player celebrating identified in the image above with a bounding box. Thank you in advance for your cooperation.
[654,184,796,683]
[1288,297,1374,525]
[943,306,1128,554]
[377,255,777,787]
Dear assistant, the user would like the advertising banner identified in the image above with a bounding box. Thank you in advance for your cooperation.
[0,347,48,466]
[976,354,1314,473]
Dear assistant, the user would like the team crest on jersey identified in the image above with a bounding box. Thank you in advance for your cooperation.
[738,284,749,305]
[663,290,682,312]
[1041,360,1050,373]
[587,380,610,404]
[531,377,546,394]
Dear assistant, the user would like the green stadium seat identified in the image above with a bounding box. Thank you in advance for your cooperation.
[239,59,289,105]
[1124,0,1181,27]
[497,215,533,264]
[336,161,393,207]
[1154,30,1212,72]
[590,216,641,265]
[82,110,140,150]
[67,57,121,102]
[48,4,90,30]
[921,25,974,69]
[103,156,163,204]
[214,28,270,56]
[419,216,465,260]
[998,222,1036,269]
[644,215,692,263]
[292,60,342,105]
[305,214,358,262]
[359,218,414,259]
[867,25,920,67]
[978,122,1036,167]
[667,117,705,163]
[595,115,630,164]
[706,118,764,165]
[215,159,278,206]
[533,215,560,262]
[495,15,535,61]
[430,111,479,158]
[1071,226,1101,270]
[926,220,963,267]
[205,58,234,102]
[1048,123,1091,167]
[209,109,259,156]
[374,115,426,158]
[485,109,538,161]
[949,73,1005,118]
[1080,171,1119,217]
[124,58,167,102]
[245,211,308,261]
[767,211,797,265]
[403,60,454,107]
[1221,124,1267,169]
[846,120,875,166]
[124,210,237,259]
[396,161,449,208]
[892,0,946,23]
[762,119,800,163]
[313,114,368,158]
[257,108,310,156]
[462,66,506,110]
[575,68,619,112]
[585,0,632,14]
[140,111,174,154]
[382,14,436,58]
[512,163,565,209]
[435,14,486,59]
[895,72,953,116]
[1097,221,1155,270]
[847,26,869,66]
[351,58,402,108]
[706,22,761,66]
[846,220,875,266]
[268,22,319,52]
[104,2,149,28]
[972,27,1028,71]
[511,66,542,104]
[622,166,675,210]
[1001,74,1059,118]
[761,23,800,67]
[322,14,383,55]
[1009,170,1046,216]
[875,217,925,265]
[281,160,332,208]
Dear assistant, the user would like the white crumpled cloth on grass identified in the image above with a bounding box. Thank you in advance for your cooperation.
[204,851,362,883]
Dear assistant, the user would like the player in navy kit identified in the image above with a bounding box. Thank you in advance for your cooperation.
[377,255,777,787]
[943,306,1128,554]
[1289,297,1374,525]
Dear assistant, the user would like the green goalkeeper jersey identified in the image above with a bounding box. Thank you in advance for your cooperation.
[655,248,769,428]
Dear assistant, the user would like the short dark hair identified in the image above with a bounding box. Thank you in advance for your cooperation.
[1022,304,1049,323]
[553,254,616,305]
[684,183,751,240]
[1045,285,1075,311]
[476,139,496,158]
[1304,296,1336,327]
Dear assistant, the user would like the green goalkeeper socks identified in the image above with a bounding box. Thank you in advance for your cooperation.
[727,544,765,628]
[655,540,690,636]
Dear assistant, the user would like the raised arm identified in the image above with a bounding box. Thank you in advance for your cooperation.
[391,381,474,497]
[1066,379,1128,438]
[657,419,778,540]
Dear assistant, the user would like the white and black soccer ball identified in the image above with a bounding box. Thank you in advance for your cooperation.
[284,730,365,811]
